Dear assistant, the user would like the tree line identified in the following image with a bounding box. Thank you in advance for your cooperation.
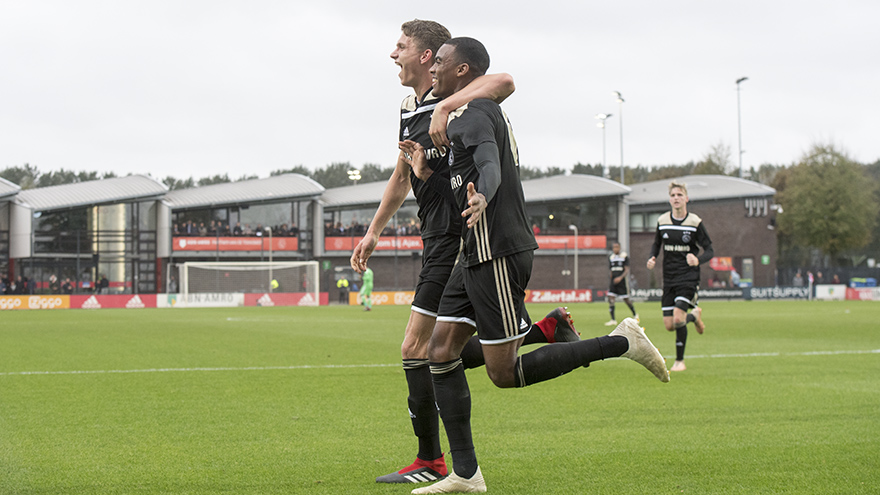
[2,143,878,270]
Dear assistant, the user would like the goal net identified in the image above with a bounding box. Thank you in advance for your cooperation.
[180,261,319,299]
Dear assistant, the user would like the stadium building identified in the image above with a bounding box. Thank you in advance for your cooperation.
[0,173,777,299]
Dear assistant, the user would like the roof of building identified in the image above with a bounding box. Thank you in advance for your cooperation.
[522,174,631,202]
[164,173,325,210]
[0,177,21,200]
[626,174,776,206]
[15,174,168,212]
[321,180,416,209]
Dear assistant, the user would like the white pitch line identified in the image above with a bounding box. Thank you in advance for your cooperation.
[0,363,399,377]
[1,349,878,377]
[669,349,880,359]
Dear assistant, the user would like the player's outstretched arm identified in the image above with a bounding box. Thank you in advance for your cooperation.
[462,183,487,229]
[350,155,411,273]
[429,73,515,149]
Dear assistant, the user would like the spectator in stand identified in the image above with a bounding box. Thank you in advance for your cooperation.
[832,274,841,284]
[792,270,804,287]
[290,223,299,235]
[244,224,253,236]
[61,278,74,294]
[0,277,7,294]
[173,223,180,236]
[198,222,208,236]
[278,223,290,236]
[49,274,60,294]
[255,224,265,237]
[815,271,824,285]
[532,223,541,235]
[222,223,231,236]
[97,274,109,294]
[233,222,243,236]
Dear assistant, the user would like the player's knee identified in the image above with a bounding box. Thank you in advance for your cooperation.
[401,339,428,360]
[485,367,516,388]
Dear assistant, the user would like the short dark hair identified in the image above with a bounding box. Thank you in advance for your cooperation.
[401,19,451,55]
[443,37,490,77]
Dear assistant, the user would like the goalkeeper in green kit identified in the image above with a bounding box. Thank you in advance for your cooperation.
[359,267,374,311]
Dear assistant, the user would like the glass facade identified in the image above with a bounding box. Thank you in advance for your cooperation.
[526,199,618,238]
[24,201,158,295]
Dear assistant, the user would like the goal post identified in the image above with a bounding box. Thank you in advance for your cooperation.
[180,261,319,299]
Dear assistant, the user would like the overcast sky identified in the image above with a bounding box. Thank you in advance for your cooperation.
[2,1,878,183]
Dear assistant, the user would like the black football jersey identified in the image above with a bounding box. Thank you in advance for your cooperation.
[399,90,462,239]
[609,251,629,280]
[649,212,714,287]
[445,99,537,268]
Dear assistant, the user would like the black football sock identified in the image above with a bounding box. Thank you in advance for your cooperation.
[513,336,628,387]
[430,359,477,478]
[627,302,637,315]
[675,323,688,361]
[403,359,441,461]
[609,305,616,321]
[460,336,485,369]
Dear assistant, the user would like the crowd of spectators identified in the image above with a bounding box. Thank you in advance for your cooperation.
[1,275,33,295]
[324,220,421,237]
[173,220,299,237]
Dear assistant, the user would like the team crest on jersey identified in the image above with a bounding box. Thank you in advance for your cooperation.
[448,149,454,166]
[663,233,669,239]
[682,232,691,243]
[403,126,410,139]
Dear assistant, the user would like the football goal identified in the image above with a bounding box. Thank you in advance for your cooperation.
[179,261,319,299]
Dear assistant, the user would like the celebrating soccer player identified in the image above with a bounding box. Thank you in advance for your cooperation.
[399,37,669,494]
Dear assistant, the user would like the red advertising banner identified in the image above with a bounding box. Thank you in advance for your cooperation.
[846,287,880,301]
[173,236,298,252]
[325,236,423,252]
[534,235,607,250]
[70,294,158,309]
[244,292,329,306]
[325,235,608,252]
[523,289,593,304]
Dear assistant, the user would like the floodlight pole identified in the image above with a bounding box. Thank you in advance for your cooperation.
[595,113,612,178]
[613,91,625,184]
[736,77,748,178]
[265,227,273,291]
[569,224,579,290]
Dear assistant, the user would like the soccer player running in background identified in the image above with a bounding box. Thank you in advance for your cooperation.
[646,181,713,372]
[351,19,579,485]
[399,37,669,494]
[605,241,638,326]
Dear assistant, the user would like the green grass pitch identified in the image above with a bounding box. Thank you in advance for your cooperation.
[1,300,878,494]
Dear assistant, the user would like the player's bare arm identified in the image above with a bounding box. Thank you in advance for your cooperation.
[429,73,515,149]
[647,257,656,270]
[350,157,411,273]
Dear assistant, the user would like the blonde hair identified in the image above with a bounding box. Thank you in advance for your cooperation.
[668,181,688,196]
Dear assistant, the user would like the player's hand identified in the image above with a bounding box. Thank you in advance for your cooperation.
[462,182,487,229]
[613,276,622,284]
[646,257,656,270]
[429,104,451,149]
[398,140,432,181]
[350,234,378,273]
[686,253,699,266]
